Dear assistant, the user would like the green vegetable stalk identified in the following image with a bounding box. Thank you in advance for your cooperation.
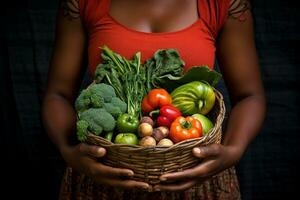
[104,132,113,142]
[171,81,216,115]
[95,46,147,118]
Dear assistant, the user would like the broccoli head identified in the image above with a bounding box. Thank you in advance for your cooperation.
[103,96,127,119]
[77,108,116,139]
[75,86,105,112]
[75,83,117,112]
[103,103,122,119]
[94,63,111,84]
[90,83,116,102]
[76,120,89,142]
[111,97,127,113]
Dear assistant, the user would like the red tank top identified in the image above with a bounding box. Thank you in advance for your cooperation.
[79,0,231,74]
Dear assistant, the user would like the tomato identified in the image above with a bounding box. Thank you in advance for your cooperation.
[117,113,139,133]
[169,116,202,143]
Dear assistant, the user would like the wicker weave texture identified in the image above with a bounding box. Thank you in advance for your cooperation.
[86,90,225,184]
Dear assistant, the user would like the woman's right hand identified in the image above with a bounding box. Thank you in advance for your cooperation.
[59,143,151,191]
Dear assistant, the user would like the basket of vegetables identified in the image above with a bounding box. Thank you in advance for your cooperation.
[75,46,225,184]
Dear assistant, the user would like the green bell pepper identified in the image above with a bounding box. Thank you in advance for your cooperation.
[171,81,216,115]
[116,113,139,133]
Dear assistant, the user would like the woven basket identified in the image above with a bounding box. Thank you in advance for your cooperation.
[85,89,225,185]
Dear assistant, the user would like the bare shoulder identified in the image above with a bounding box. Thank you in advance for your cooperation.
[228,0,251,21]
[60,0,80,20]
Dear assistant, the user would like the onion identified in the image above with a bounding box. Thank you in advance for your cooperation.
[139,136,156,147]
[157,138,173,147]
[138,123,153,137]
[139,116,154,126]
[152,126,169,142]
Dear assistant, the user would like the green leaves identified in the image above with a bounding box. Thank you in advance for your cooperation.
[144,49,184,90]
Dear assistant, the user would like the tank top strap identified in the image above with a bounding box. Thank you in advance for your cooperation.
[197,0,231,38]
[79,0,109,29]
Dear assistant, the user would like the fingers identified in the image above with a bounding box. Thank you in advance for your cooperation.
[76,143,135,178]
[193,144,222,159]
[78,143,106,158]
[76,153,147,190]
[88,162,150,190]
[159,144,232,184]
[75,156,150,190]
[159,159,219,182]
[100,178,151,191]
[159,167,203,181]
[90,162,134,178]
[153,180,197,192]
[65,143,152,190]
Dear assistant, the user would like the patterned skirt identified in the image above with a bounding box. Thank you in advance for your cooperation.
[59,166,241,200]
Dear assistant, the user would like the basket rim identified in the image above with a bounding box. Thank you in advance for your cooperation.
[86,89,225,153]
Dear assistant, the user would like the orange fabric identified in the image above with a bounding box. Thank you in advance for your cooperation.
[79,0,231,74]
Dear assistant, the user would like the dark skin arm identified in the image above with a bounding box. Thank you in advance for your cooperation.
[42,0,150,190]
[153,3,266,192]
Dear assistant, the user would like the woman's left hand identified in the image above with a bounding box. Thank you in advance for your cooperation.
[153,143,243,192]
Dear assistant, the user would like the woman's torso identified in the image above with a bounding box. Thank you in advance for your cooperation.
[78,0,231,73]
[59,1,242,199]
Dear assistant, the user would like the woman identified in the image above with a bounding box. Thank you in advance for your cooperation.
[42,0,266,199]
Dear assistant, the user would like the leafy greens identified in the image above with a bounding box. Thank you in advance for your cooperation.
[94,46,221,118]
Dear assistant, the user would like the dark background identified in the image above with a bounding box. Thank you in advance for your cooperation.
[1,0,299,199]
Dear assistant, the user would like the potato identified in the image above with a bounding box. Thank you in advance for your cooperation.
[138,123,153,137]
[157,138,174,147]
[139,136,156,147]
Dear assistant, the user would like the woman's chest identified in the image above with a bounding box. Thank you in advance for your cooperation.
[83,0,217,72]
[87,27,216,73]
[108,0,199,33]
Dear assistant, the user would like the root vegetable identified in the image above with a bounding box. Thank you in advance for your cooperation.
[157,138,174,147]
[138,123,153,137]
[139,116,154,126]
[157,126,169,136]
[139,136,156,147]
[152,126,169,142]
